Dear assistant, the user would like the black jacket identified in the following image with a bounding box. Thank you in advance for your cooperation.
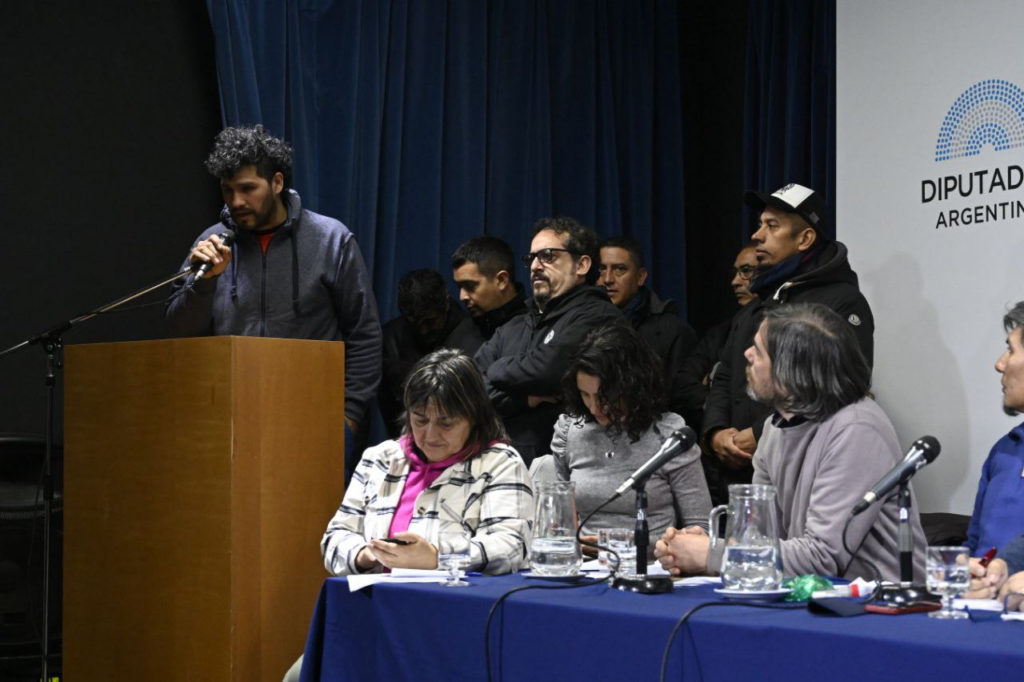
[471,284,528,340]
[475,284,624,465]
[627,288,698,417]
[702,241,874,452]
[675,317,733,432]
[379,304,483,437]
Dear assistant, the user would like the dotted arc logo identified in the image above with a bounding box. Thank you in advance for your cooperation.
[935,79,1024,162]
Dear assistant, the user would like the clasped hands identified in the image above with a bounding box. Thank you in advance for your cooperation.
[710,427,756,469]
[653,526,712,576]
[355,532,439,572]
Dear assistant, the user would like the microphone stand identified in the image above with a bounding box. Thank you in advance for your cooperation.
[874,482,939,606]
[0,265,194,680]
[612,481,674,594]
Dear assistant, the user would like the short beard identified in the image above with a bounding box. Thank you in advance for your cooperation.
[532,281,551,308]
[746,379,781,411]
[1004,403,1019,417]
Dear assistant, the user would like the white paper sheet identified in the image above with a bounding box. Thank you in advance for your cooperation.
[953,598,1002,612]
[672,576,723,587]
[347,568,453,592]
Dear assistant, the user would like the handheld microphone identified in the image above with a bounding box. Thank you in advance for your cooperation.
[613,426,697,496]
[851,435,940,515]
[193,231,236,282]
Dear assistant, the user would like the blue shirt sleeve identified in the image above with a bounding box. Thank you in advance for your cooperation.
[966,455,992,555]
[1001,534,1024,575]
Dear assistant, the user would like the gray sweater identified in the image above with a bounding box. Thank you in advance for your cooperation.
[550,413,711,540]
[721,398,926,582]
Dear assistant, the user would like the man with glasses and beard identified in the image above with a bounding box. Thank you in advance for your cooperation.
[474,217,623,466]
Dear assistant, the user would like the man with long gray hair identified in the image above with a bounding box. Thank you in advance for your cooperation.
[654,303,926,582]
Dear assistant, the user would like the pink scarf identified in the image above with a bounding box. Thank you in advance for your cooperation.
[387,435,477,536]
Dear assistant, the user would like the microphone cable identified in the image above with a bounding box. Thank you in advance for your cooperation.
[659,601,804,682]
[484,495,623,682]
[839,512,884,586]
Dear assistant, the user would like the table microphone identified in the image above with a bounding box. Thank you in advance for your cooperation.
[851,435,940,515]
[613,426,696,496]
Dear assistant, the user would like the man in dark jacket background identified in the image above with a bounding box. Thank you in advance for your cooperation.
[598,235,697,418]
[701,183,874,504]
[379,269,483,437]
[451,236,528,340]
[475,217,623,466]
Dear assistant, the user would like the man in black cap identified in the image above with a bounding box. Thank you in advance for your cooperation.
[700,183,874,505]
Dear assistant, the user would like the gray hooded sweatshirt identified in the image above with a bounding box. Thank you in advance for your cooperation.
[166,190,382,425]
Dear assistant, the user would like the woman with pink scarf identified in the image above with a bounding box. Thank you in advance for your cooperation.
[321,348,534,576]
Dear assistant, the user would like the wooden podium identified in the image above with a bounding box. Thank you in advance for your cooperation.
[63,336,345,681]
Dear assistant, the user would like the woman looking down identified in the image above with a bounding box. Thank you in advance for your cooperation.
[548,325,711,553]
[321,348,533,575]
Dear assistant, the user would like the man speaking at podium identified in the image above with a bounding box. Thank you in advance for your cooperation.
[166,125,382,463]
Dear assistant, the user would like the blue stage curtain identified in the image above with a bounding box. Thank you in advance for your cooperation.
[204,0,688,323]
[743,0,836,239]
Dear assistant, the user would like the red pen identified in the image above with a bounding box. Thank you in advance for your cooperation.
[979,547,998,568]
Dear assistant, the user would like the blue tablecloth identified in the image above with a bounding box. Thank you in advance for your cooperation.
[299,573,1024,681]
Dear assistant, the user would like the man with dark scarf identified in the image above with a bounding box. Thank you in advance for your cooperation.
[700,183,874,505]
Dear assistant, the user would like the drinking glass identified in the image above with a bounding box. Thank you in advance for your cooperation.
[606,528,636,578]
[596,528,612,569]
[926,546,970,619]
[437,530,472,587]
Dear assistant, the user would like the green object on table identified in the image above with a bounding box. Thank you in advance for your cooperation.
[784,575,833,602]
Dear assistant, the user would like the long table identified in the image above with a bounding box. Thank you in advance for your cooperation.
[298,573,1024,681]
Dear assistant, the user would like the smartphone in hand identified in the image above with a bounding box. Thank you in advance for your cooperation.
[380,537,412,546]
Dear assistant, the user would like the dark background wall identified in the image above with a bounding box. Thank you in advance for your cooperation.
[680,2,748,335]
[0,1,224,436]
[0,0,746,432]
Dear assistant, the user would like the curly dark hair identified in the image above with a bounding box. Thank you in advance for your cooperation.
[204,124,293,188]
[532,216,602,285]
[561,324,665,442]
[396,269,449,322]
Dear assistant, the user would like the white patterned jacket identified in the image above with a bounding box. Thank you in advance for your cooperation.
[321,440,533,575]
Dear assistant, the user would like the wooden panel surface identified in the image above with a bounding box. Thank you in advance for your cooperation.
[232,338,344,681]
[65,337,234,680]
[64,336,345,681]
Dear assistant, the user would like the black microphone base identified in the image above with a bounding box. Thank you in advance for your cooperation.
[874,584,940,606]
[612,574,674,594]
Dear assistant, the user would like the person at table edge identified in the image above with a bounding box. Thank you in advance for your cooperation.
[654,303,926,582]
[321,348,533,576]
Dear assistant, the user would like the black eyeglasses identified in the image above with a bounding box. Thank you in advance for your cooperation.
[522,248,576,267]
[730,264,757,280]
